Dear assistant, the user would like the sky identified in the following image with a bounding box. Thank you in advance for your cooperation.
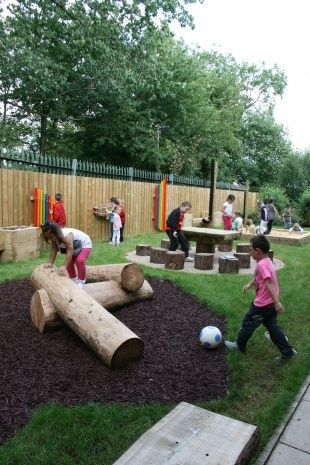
[172,0,310,152]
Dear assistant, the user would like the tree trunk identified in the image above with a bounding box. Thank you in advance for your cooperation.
[31,266,144,368]
[30,279,154,333]
[86,263,144,291]
[165,250,185,270]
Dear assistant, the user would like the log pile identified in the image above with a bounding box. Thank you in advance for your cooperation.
[30,262,153,368]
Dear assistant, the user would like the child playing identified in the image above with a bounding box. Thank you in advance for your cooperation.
[232,212,243,232]
[112,205,122,246]
[244,219,256,234]
[165,201,193,262]
[221,194,235,230]
[289,223,304,233]
[225,235,296,361]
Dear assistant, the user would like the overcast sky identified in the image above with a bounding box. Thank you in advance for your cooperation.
[172,0,310,152]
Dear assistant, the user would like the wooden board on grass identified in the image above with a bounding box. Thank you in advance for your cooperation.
[113,402,259,465]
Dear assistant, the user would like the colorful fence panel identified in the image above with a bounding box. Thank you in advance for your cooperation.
[32,187,55,226]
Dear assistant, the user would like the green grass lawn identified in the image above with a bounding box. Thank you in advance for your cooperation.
[0,232,309,465]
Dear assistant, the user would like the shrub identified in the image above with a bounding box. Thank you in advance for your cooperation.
[299,189,310,225]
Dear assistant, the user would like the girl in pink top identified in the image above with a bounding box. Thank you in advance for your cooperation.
[225,235,296,361]
[112,206,122,246]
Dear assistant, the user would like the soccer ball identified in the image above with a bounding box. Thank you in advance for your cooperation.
[199,325,222,349]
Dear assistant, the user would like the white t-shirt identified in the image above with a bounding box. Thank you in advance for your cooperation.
[60,228,92,248]
[223,201,233,217]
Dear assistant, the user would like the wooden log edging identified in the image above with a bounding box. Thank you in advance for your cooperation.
[31,266,144,368]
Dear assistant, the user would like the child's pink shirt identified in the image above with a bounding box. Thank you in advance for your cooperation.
[113,213,122,230]
[254,257,279,307]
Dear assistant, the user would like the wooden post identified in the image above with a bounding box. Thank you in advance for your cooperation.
[31,266,144,368]
[165,250,185,270]
[208,159,218,228]
[243,180,250,220]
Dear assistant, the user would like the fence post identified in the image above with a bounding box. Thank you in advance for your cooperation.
[169,173,174,185]
[243,180,249,220]
[128,167,133,181]
[71,158,78,176]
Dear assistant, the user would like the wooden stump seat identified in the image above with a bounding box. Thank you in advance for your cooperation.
[196,242,215,253]
[234,252,251,269]
[161,238,171,249]
[218,256,239,274]
[236,243,251,253]
[194,253,214,270]
[165,250,185,270]
[136,244,151,256]
[150,247,168,264]
[217,240,233,252]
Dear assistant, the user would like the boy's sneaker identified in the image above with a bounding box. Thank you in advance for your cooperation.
[185,257,194,262]
[274,348,297,362]
[224,340,239,351]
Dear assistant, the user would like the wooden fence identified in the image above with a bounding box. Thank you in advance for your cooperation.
[0,169,257,241]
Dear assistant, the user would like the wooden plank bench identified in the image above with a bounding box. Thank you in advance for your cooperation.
[113,402,259,465]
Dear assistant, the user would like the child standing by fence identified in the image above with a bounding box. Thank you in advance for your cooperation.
[106,205,122,246]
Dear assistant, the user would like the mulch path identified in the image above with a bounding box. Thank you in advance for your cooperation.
[0,278,229,445]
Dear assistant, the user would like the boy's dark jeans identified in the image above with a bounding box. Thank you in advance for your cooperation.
[237,302,294,358]
[166,230,189,257]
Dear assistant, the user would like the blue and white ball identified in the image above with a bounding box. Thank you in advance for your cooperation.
[199,325,222,349]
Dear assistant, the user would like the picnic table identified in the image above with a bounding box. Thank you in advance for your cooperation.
[181,227,240,253]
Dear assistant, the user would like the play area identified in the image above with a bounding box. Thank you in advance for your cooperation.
[0,274,229,446]
[242,228,310,245]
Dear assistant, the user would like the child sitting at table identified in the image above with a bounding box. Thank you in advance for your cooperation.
[244,218,256,234]
[232,212,243,232]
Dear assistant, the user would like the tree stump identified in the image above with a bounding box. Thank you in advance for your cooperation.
[268,250,274,262]
[234,252,251,269]
[136,244,151,256]
[165,250,185,270]
[161,238,171,249]
[218,240,233,252]
[236,243,251,253]
[194,253,214,270]
[150,247,168,264]
[218,256,239,274]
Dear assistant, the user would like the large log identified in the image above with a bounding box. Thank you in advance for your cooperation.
[31,266,144,368]
[86,263,144,291]
[31,279,153,333]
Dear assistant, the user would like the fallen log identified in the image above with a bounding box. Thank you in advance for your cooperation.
[31,266,144,368]
[31,279,153,333]
[86,263,144,291]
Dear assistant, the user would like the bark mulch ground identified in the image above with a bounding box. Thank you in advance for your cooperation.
[0,278,229,445]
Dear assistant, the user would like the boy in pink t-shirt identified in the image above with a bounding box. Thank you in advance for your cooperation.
[225,235,296,361]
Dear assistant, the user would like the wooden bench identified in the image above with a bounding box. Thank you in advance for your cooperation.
[113,402,258,465]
